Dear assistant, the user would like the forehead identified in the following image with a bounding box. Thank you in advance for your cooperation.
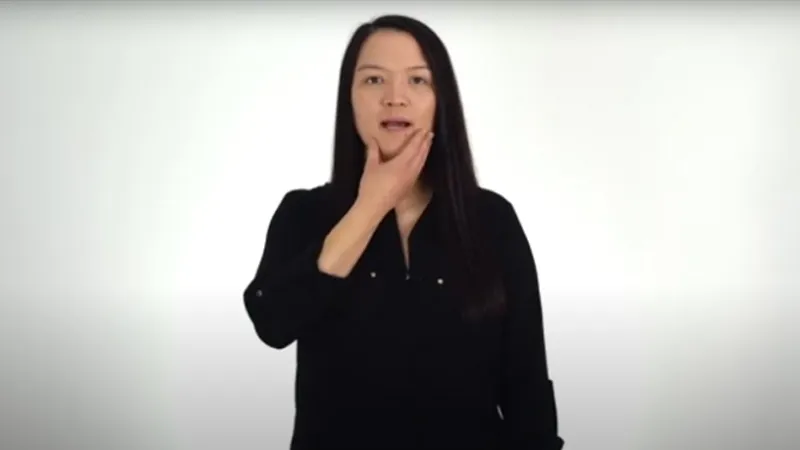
[356,29,427,68]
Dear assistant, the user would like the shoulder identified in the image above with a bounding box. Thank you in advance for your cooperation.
[475,186,520,223]
[474,186,532,247]
[269,182,341,231]
[475,188,539,278]
[276,182,334,210]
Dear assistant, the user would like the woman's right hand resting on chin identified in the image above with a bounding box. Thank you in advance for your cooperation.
[316,128,434,278]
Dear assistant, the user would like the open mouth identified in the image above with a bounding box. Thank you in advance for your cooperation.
[380,119,412,131]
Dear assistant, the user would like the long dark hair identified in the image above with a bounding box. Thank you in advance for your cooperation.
[329,14,505,321]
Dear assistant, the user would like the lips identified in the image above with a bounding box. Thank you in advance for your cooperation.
[380,117,413,131]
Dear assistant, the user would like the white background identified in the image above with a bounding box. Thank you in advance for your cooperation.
[1,2,798,449]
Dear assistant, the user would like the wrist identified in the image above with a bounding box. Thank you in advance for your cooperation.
[352,195,391,225]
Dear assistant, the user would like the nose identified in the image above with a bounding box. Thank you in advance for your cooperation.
[384,97,407,107]
[381,81,408,107]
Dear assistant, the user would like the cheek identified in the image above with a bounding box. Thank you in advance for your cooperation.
[421,98,436,127]
[352,95,379,131]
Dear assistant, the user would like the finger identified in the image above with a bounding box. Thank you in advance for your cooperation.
[396,128,428,164]
[409,131,433,172]
[364,137,380,166]
[396,128,424,160]
[404,128,423,148]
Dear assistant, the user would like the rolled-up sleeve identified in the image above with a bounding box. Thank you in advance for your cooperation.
[243,189,352,350]
[497,200,564,450]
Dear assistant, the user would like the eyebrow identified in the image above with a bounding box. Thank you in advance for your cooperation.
[355,63,430,72]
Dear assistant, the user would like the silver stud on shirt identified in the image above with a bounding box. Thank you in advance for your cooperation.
[255,289,263,297]
[437,278,444,285]
[369,271,376,278]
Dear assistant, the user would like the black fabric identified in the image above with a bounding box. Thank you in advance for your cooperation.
[243,183,564,450]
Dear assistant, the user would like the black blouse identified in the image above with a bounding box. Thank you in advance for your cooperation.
[243,183,564,450]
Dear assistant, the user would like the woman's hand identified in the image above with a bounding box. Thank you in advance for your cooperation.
[357,128,434,214]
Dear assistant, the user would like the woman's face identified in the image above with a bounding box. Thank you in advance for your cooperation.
[351,29,436,162]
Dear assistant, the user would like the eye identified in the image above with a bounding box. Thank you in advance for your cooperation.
[410,76,430,85]
[364,75,383,85]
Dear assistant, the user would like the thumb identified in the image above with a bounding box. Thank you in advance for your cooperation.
[364,137,381,166]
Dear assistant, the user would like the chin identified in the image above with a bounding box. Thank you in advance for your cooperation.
[377,135,410,158]
[379,148,402,162]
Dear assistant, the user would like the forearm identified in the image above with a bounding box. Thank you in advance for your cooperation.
[317,198,387,278]
[244,189,385,349]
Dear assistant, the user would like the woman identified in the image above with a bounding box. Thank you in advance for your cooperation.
[244,14,564,450]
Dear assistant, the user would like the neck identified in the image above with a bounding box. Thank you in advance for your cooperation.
[395,181,431,214]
